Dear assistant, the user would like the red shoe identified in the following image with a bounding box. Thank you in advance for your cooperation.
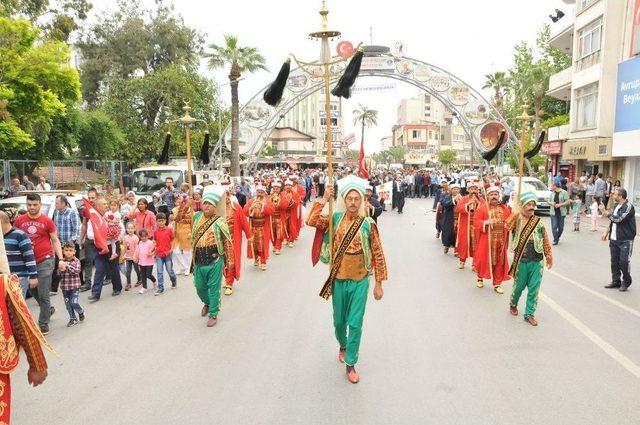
[134,281,142,288]
[125,284,131,291]
[346,366,359,384]
[206,317,217,327]
[338,347,346,363]
[509,305,518,316]
[524,316,538,326]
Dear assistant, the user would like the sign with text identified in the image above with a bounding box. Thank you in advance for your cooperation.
[613,56,640,156]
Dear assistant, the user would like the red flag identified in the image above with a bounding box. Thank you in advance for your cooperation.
[358,138,369,179]
[82,199,109,255]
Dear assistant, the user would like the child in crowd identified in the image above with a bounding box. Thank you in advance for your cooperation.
[589,198,599,231]
[57,242,85,327]
[105,199,123,260]
[134,229,156,294]
[153,213,177,295]
[123,222,140,291]
[571,193,582,232]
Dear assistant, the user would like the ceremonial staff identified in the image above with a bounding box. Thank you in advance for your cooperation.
[160,100,210,191]
[262,0,364,261]
[515,103,535,207]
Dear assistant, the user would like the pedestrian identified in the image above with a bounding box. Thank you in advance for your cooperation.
[601,188,636,291]
[86,198,123,301]
[22,175,35,191]
[589,198,599,231]
[393,175,406,214]
[508,192,553,326]
[594,173,606,204]
[570,194,582,232]
[122,222,140,291]
[57,242,85,327]
[158,177,180,212]
[192,190,203,212]
[79,187,99,292]
[455,182,484,269]
[172,194,193,276]
[13,193,63,335]
[243,184,273,272]
[473,186,511,293]
[35,176,51,191]
[153,212,177,295]
[134,228,156,294]
[548,181,570,245]
[501,177,514,204]
[51,195,80,295]
[364,186,383,223]
[105,199,123,260]
[191,185,235,327]
[306,176,388,384]
[120,191,137,225]
[439,183,459,254]
[0,211,38,297]
[129,198,157,236]
[584,177,595,214]
[7,178,25,197]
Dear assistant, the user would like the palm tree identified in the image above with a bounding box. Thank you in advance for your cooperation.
[482,71,509,115]
[204,35,267,176]
[352,104,378,153]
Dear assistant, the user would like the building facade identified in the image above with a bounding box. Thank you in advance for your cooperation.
[547,0,630,182]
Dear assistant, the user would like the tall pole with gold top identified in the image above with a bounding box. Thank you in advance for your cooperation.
[167,100,209,191]
[263,1,364,268]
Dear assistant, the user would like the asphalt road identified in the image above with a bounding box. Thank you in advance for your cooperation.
[12,198,640,425]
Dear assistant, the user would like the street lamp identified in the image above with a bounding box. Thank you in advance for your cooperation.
[167,100,209,191]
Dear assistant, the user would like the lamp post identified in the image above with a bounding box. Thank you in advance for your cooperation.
[167,100,209,191]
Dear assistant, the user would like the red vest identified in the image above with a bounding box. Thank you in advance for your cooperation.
[0,275,19,374]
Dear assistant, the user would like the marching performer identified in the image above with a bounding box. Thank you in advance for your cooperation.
[454,181,484,268]
[473,185,512,293]
[307,175,388,384]
[243,184,274,271]
[222,182,253,296]
[190,185,235,327]
[282,180,302,247]
[0,232,54,424]
[269,182,288,255]
[507,192,553,326]
[290,176,306,240]
[439,183,460,254]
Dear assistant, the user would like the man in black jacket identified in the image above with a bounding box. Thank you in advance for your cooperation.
[600,188,636,292]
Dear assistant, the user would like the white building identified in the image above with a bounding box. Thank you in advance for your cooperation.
[278,88,344,159]
[397,94,447,125]
[380,136,393,151]
[547,0,630,182]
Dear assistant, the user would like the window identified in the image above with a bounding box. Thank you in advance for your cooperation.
[320,118,338,126]
[579,0,598,11]
[578,18,602,59]
[574,83,598,130]
[412,130,420,138]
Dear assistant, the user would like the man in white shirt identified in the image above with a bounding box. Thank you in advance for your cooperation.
[36,176,51,191]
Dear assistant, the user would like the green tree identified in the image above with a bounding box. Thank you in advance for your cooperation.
[0,16,81,158]
[77,0,204,106]
[343,149,359,161]
[507,25,570,142]
[437,149,457,167]
[260,143,276,157]
[1,0,92,42]
[352,104,378,151]
[75,109,125,158]
[482,71,509,115]
[388,146,407,163]
[204,34,267,176]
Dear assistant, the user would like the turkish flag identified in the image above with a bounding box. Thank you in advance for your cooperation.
[358,138,369,179]
[82,199,109,255]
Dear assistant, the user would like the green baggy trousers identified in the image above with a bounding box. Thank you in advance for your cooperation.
[194,259,224,318]
[511,261,543,318]
[332,277,369,366]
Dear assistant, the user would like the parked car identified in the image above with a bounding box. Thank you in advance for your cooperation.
[506,177,552,215]
[0,192,85,223]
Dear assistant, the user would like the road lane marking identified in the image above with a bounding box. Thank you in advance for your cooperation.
[540,292,640,379]
[547,269,640,319]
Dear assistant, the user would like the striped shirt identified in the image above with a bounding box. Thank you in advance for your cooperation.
[2,228,38,278]
[53,207,79,244]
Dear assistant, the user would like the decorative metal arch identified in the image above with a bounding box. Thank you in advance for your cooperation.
[214,51,525,170]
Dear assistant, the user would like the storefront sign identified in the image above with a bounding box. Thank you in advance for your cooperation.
[613,56,640,156]
[562,140,591,160]
[542,141,562,155]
